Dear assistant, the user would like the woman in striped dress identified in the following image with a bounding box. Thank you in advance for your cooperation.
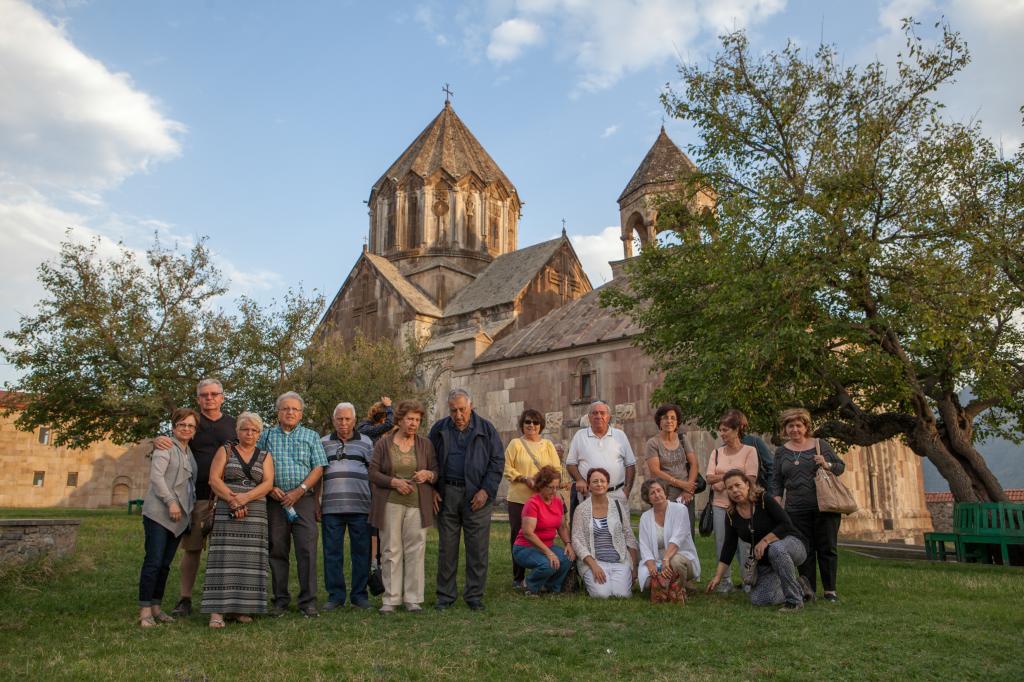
[201,411,275,627]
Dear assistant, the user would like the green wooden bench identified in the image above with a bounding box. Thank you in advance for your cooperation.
[925,502,1024,565]
[127,498,144,513]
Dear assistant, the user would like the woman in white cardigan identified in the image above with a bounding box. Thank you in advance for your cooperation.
[572,467,639,598]
[638,479,701,593]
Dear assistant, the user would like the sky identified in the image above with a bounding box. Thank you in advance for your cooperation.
[1,0,1023,392]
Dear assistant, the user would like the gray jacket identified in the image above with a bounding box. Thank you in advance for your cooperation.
[142,440,197,537]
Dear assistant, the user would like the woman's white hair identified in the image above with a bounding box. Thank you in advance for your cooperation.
[236,411,264,433]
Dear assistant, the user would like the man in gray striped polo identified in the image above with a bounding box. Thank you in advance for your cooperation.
[319,402,374,610]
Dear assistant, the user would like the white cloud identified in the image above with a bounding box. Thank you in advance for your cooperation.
[0,0,184,189]
[569,226,623,284]
[487,18,544,62]
[602,124,620,138]
[437,0,786,92]
[873,0,1024,149]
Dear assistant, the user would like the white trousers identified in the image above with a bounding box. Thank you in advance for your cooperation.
[582,559,633,598]
[381,502,427,606]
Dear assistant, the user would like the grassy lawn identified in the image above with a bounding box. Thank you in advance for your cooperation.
[1,508,1021,681]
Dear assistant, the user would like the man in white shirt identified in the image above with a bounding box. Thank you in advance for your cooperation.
[566,401,636,507]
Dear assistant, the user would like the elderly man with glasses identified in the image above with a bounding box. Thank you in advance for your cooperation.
[258,391,328,618]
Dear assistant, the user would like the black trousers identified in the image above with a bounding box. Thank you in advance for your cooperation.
[436,486,492,605]
[507,501,525,582]
[267,494,319,610]
[787,507,841,593]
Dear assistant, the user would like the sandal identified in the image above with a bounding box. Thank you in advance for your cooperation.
[208,616,226,629]
[153,612,175,623]
[139,616,158,628]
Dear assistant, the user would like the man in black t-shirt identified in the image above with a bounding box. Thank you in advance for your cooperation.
[154,378,236,617]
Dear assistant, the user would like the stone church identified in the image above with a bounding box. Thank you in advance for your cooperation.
[317,102,934,543]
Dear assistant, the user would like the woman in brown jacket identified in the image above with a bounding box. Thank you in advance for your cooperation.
[368,399,438,614]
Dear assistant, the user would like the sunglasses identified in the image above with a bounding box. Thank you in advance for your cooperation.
[523,419,542,426]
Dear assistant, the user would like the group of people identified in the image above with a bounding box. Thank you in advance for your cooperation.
[137,379,847,627]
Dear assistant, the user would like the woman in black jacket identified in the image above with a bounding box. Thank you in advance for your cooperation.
[706,469,811,611]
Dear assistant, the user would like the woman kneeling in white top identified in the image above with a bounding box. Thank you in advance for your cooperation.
[572,467,639,598]
[638,479,701,594]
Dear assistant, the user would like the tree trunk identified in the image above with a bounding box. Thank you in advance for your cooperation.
[906,420,1007,503]
[935,395,1008,502]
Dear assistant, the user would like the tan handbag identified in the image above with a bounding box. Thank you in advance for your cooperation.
[813,440,858,515]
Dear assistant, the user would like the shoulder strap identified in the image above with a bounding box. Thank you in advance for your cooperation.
[614,498,625,527]
[233,445,257,482]
[518,438,544,472]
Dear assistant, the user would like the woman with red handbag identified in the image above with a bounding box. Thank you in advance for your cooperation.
[638,479,700,603]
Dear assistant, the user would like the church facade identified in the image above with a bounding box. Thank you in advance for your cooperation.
[317,103,933,543]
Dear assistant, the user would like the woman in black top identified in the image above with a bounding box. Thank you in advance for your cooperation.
[772,408,846,602]
[706,469,810,611]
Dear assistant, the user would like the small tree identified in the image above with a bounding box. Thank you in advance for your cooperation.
[604,21,1024,502]
[2,234,323,447]
[291,333,434,434]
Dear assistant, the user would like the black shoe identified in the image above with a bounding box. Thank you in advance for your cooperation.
[323,601,342,612]
[270,604,287,618]
[351,598,372,610]
[798,576,815,603]
[466,600,485,611]
[779,601,804,612]
[301,606,319,618]
[823,592,839,603]
[434,601,453,612]
[170,598,192,617]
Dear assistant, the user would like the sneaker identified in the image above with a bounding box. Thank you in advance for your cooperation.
[823,592,839,603]
[799,576,816,603]
[300,606,319,618]
[404,603,423,613]
[522,590,540,598]
[466,600,485,611]
[511,580,525,591]
[715,582,734,594]
[170,598,192,617]
[779,602,804,612]
[379,604,397,615]
[270,604,287,618]
[351,598,372,610]
[434,602,453,612]
[323,601,342,612]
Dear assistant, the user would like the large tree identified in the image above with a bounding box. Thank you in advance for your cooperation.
[604,22,1024,502]
[2,235,323,447]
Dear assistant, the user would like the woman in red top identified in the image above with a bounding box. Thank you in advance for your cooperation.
[512,466,576,596]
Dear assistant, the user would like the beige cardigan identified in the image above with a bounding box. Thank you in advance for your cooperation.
[142,440,197,537]
[572,495,638,569]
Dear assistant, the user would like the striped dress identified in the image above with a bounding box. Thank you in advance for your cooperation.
[201,447,269,614]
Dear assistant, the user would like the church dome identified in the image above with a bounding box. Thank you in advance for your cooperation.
[367,102,521,264]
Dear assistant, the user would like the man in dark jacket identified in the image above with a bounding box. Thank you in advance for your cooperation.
[429,388,504,611]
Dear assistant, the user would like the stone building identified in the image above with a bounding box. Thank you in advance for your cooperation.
[0,392,151,509]
[317,103,933,543]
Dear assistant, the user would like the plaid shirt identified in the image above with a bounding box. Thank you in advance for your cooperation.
[258,424,328,491]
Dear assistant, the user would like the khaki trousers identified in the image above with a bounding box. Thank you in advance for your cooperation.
[381,502,427,606]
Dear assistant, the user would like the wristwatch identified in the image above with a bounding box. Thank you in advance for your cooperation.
[300,483,308,492]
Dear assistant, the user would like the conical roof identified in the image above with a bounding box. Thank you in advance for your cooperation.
[370,102,517,197]
[617,127,696,203]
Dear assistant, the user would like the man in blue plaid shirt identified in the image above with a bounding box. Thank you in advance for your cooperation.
[258,391,327,617]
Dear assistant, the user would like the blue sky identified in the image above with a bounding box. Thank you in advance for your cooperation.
[2,0,1023,390]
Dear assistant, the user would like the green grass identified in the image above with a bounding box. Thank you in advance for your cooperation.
[1,508,1021,681]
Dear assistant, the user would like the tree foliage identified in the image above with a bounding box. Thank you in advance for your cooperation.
[2,235,324,447]
[604,21,1024,501]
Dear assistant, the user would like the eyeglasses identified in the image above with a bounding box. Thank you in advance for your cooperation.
[523,420,541,426]
[198,392,223,399]
[174,422,197,430]
[279,407,302,413]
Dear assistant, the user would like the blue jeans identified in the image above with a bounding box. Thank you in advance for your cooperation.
[512,544,570,594]
[322,513,371,604]
[138,515,182,607]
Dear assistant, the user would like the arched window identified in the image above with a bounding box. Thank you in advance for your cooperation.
[573,358,597,404]
[406,192,419,249]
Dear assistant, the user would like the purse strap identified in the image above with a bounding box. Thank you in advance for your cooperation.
[518,438,544,471]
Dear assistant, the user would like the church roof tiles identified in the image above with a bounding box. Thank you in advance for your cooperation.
[443,237,566,317]
[617,127,697,203]
[474,277,640,363]
[363,252,443,317]
[370,102,517,198]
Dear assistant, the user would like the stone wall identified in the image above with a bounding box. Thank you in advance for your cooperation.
[0,519,80,566]
[0,410,151,509]
[927,500,954,532]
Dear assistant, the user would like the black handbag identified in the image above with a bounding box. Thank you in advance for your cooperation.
[694,473,707,495]
[367,565,385,596]
[698,500,714,537]
[561,561,581,594]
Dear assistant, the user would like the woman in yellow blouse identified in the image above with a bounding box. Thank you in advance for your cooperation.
[503,408,561,590]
